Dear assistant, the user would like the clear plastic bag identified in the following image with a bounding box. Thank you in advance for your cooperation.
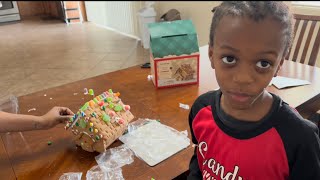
[86,165,124,180]
[0,95,19,114]
[59,172,82,180]
[119,118,190,166]
[95,144,134,172]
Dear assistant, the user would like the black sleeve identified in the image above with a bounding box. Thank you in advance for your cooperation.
[289,121,320,180]
[187,103,202,180]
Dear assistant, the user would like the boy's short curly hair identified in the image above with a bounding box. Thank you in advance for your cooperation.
[209,1,294,56]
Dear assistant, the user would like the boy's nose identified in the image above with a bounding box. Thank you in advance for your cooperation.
[232,68,254,85]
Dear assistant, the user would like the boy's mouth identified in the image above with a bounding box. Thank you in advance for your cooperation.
[227,91,252,103]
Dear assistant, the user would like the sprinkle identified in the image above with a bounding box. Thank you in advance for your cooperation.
[89,127,93,132]
[27,108,36,112]
[88,89,94,96]
[93,98,99,104]
[50,98,53,100]
[44,94,47,96]
[69,117,73,123]
[47,141,52,145]
[81,111,86,117]
[109,103,114,109]
[124,105,130,111]
[83,88,88,95]
[96,96,101,101]
[108,89,113,94]
[101,106,106,111]
[94,129,98,133]
[73,93,78,95]
[114,92,120,97]
[75,122,79,126]
[114,105,123,112]
[98,101,104,106]
[81,142,84,146]
[90,122,93,127]
[95,135,100,140]
[89,100,95,108]
[151,178,155,180]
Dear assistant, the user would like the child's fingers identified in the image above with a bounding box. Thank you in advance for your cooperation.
[58,115,74,123]
[58,107,74,115]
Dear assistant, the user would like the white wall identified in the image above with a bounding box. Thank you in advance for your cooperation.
[85,1,143,39]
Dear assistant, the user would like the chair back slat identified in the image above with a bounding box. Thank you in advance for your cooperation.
[286,14,320,67]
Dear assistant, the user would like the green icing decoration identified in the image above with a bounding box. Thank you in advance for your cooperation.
[81,103,89,111]
[114,105,123,112]
[107,97,112,102]
[79,119,87,128]
[102,113,110,123]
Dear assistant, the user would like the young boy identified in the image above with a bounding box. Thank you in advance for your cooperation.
[0,106,74,133]
[188,2,320,180]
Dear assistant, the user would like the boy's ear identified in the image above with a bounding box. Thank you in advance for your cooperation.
[274,58,285,77]
[208,45,214,69]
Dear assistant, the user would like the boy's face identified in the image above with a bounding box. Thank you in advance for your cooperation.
[209,15,286,110]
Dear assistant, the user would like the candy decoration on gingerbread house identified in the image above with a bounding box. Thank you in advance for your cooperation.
[65,89,134,152]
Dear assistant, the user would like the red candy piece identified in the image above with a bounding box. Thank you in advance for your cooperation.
[98,101,104,106]
[108,111,116,117]
[118,119,124,124]
[124,105,130,111]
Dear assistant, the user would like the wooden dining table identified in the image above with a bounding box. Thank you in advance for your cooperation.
[1,45,320,180]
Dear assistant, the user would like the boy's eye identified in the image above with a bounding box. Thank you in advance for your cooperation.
[222,56,236,65]
[256,60,271,68]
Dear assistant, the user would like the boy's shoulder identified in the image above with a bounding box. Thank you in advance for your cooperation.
[190,90,218,111]
[275,101,319,142]
[193,90,218,105]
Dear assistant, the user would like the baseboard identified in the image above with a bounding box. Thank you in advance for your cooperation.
[93,23,141,41]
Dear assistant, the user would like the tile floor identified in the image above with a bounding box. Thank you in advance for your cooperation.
[0,17,149,102]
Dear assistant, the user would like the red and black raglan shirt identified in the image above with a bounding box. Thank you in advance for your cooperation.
[187,90,320,180]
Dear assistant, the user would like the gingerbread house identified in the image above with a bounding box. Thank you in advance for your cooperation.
[65,89,134,152]
[173,64,195,81]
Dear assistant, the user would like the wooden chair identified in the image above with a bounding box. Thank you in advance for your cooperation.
[286,14,320,67]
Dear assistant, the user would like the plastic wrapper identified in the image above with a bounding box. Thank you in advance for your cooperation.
[59,172,82,180]
[95,144,134,172]
[119,118,190,166]
[0,95,19,114]
[86,165,124,180]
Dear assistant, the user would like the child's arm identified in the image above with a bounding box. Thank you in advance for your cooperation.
[0,107,74,133]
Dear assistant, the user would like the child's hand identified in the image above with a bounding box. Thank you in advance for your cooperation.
[39,107,74,129]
